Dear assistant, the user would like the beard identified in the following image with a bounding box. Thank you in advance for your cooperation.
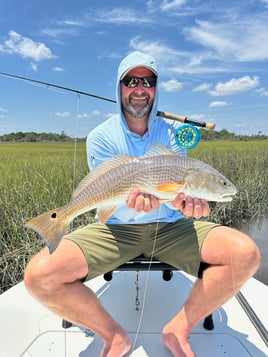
[122,96,154,118]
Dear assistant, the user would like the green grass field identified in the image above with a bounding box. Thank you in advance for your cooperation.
[0,141,267,293]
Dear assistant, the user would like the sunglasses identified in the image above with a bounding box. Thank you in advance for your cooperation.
[121,76,157,88]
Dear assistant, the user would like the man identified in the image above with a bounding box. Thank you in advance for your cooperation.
[24,51,260,357]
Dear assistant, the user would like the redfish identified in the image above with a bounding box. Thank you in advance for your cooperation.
[25,143,237,251]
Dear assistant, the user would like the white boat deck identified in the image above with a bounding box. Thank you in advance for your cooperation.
[0,271,267,356]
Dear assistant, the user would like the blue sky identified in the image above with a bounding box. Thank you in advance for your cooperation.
[1,0,268,137]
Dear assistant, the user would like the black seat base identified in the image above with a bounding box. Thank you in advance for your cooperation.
[104,255,175,281]
[63,255,214,331]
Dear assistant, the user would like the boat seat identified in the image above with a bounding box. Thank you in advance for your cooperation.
[103,254,176,281]
[103,255,214,331]
[62,256,214,331]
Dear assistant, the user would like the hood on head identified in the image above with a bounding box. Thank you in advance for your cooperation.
[119,51,158,80]
[116,51,159,130]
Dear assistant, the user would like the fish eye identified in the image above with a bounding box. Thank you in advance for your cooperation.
[221,180,227,186]
[51,212,57,219]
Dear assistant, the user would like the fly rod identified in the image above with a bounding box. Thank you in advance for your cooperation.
[0,71,215,130]
[157,111,215,131]
[0,71,116,104]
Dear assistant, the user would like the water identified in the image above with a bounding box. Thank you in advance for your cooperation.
[239,218,268,286]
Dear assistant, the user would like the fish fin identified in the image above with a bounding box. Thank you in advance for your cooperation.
[24,209,70,250]
[98,205,118,223]
[72,155,134,198]
[156,182,184,193]
[142,142,176,158]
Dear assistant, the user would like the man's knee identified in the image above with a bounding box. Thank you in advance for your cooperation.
[24,240,89,295]
[231,236,261,284]
[230,229,261,272]
[203,226,261,273]
[24,250,53,294]
[241,237,261,274]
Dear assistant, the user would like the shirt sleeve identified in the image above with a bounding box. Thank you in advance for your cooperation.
[86,131,116,170]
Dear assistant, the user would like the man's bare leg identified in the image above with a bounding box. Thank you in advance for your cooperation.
[162,226,261,357]
[24,240,131,357]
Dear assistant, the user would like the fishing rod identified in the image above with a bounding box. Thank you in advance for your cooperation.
[0,71,116,104]
[157,111,215,131]
[0,71,215,130]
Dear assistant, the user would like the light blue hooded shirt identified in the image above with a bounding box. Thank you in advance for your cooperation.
[86,51,186,223]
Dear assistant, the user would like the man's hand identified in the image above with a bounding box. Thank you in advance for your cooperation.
[172,192,210,219]
[126,189,159,212]
[126,190,210,218]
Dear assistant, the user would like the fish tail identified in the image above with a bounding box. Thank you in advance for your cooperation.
[25,208,70,252]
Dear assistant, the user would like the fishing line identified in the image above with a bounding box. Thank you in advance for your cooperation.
[229,239,238,302]
[72,94,81,193]
[131,207,162,353]
[62,94,81,357]
[64,327,67,357]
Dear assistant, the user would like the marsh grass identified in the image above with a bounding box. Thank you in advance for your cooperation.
[190,141,268,225]
[0,140,267,293]
[0,142,90,292]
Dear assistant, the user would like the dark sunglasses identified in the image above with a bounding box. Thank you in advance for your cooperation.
[121,76,157,88]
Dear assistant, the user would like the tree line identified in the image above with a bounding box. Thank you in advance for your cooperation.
[199,128,267,141]
[0,129,267,142]
[0,131,80,142]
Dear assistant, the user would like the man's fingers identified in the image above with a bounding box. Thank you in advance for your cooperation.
[126,190,159,212]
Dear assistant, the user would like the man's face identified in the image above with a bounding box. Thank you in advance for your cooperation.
[120,67,156,119]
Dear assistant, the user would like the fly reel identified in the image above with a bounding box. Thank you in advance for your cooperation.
[175,124,200,149]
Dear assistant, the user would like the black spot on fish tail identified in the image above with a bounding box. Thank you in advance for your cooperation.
[51,212,57,219]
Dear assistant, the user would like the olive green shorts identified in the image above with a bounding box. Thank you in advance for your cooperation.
[63,218,218,281]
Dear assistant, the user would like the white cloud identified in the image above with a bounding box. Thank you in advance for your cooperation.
[192,83,211,92]
[188,55,205,66]
[78,113,90,119]
[184,20,233,57]
[160,0,186,11]
[53,66,64,72]
[30,62,38,71]
[0,30,55,61]
[77,110,101,119]
[190,114,205,121]
[92,110,101,115]
[130,36,180,60]
[209,101,230,108]
[41,27,79,38]
[159,79,183,92]
[129,37,229,75]
[89,8,152,25]
[256,87,268,97]
[209,76,259,96]
[0,108,7,118]
[58,19,85,27]
[53,111,70,117]
[0,108,7,119]
[105,113,117,119]
[41,8,152,41]
[184,15,268,62]
[146,0,156,13]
